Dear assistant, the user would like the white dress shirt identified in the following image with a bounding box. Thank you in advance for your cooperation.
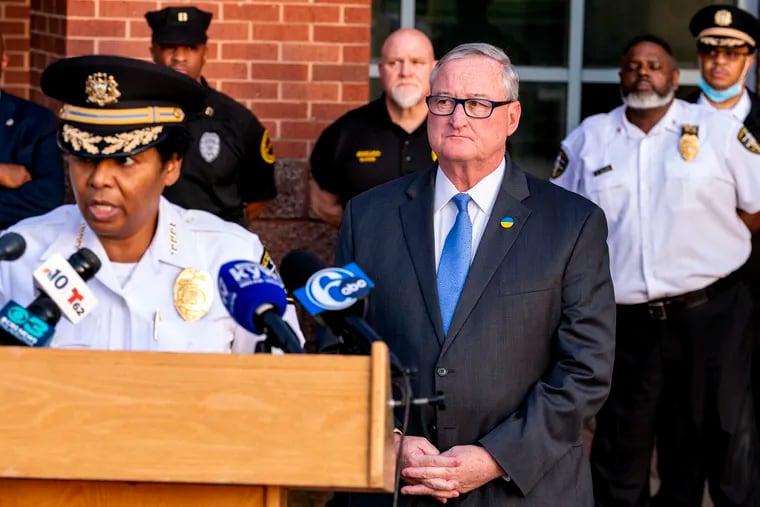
[553,99,760,304]
[433,159,505,268]
[698,89,752,123]
[0,197,305,352]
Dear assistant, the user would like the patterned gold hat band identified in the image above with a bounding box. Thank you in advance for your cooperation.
[698,27,756,47]
[59,104,185,126]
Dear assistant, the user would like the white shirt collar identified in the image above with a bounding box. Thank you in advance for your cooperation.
[434,158,506,216]
[698,89,752,122]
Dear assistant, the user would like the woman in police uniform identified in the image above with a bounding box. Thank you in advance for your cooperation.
[0,55,303,352]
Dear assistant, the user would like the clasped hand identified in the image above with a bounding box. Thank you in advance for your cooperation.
[395,435,505,503]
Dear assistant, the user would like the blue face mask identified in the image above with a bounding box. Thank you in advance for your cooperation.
[698,74,744,102]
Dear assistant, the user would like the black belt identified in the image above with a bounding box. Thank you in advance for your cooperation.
[620,270,742,321]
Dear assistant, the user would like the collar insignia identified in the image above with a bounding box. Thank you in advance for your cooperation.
[85,72,121,107]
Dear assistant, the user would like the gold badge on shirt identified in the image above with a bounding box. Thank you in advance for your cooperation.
[173,268,214,321]
[679,125,699,161]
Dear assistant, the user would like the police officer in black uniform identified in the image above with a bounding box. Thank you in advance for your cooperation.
[309,28,436,227]
[687,5,760,439]
[145,6,277,227]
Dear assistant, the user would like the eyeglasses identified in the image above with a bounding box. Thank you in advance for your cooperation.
[697,47,752,61]
[426,95,513,119]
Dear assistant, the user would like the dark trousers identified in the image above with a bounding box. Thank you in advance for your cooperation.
[591,283,759,507]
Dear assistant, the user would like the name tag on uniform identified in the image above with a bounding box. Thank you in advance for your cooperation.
[593,165,613,177]
[355,150,381,163]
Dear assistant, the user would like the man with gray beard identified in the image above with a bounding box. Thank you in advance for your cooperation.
[552,34,760,507]
[309,28,436,227]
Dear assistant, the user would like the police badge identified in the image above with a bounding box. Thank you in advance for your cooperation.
[173,268,214,321]
[679,125,699,161]
[199,131,220,163]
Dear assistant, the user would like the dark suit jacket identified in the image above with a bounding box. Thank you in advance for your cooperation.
[0,91,64,230]
[336,157,616,506]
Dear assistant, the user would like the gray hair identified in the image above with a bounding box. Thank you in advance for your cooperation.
[430,43,519,101]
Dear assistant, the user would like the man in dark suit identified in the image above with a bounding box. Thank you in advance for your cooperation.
[336,43,616,506]
[0,32,64,230]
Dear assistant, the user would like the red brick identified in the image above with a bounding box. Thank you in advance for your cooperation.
[3,85,28,98]
[343,44,369,63]
[177,2,221,17]
[283,5,340,23]
[311,102,356,120]
[220,81,279,100]
[204,42,219,60]
[316,0,369,5]
[203,61,249,80]
[272,140,308,159]
[30,15,47,33]
[2,70,27,84]
[67,19,126,38]
[250,63,308,81]
[341,82,369,102]
[314,25,368,43]
[0,21,27,36]
[222,42,278,61]
[65,38,96,56]
[250,101,308,119]
[344,6,371,24]
[5,53,26,68]
[223,4,281,23]
[100,1,157,18]
[4,37,30,52]
[128,20,152,38]
[97,39,151,59]
[253,23,309,42]
[281,120,331,139]
[49,17,65,36]
[282,43,340,63]
[313,63,367,82]
[4,5,30,19]
[282,82,339,101]
[207,22,251,41]
[67,0,96,17]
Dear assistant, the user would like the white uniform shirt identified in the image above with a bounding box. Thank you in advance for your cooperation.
[698,89,752,123]
[552,99,760,304]
[0,197,305,352]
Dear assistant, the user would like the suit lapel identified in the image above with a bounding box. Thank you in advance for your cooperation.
[442,157,532,354]
[400,168,446,345]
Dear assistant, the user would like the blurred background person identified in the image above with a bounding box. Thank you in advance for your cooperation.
[309,28,436,228]
[146,6,277,228]
[0,30,64,230]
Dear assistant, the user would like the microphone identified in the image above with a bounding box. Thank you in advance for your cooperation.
[280,250,407,375]
[32,248,101,324]
[217,260,303,354]
[1,248,101,346]
[0,232,26,261]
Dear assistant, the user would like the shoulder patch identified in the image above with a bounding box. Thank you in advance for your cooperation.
[738,127,760,155]
[260,129,276,164]
[260,249,277,274]
[551,149,568,179]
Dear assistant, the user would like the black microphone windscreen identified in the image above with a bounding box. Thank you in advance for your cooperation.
[0,232,26,261]
[280,249,327,294]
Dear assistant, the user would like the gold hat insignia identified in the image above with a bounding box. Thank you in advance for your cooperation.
[85,72,121,107]
[173,268,214,322]
[714,9,733,27]
[679,125,699,162]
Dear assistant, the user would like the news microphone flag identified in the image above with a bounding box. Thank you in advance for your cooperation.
[0,300,55,346]
[292,262,373,316]
[33,253,98,324]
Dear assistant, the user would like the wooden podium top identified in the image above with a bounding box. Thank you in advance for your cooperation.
[0,343,394,492]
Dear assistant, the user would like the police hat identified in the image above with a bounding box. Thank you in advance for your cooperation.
[41,55,205,159]
[689,5,760,49]
[145,6,212,46]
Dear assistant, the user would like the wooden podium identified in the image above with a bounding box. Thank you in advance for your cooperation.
[0,342,395,506]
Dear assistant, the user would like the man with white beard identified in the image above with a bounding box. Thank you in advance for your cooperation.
[552,34,760,507]
[309,28,436,227]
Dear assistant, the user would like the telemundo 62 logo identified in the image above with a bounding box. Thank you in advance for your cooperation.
[294,263,374,315]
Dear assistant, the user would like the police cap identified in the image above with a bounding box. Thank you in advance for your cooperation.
[145,6,212,46]
[41,55,205,159]
[689,5,760,49]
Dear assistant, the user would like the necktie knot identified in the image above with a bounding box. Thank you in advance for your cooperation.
[452,193,470,213]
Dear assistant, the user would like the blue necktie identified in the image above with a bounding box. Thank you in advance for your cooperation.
[437,193,472,335]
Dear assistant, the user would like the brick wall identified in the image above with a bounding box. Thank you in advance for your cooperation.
[1,0,31,98]
[8,0,373,265]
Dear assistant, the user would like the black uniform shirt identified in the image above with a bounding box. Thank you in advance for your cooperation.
[310,96,435,206]
[163,79,277,225]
